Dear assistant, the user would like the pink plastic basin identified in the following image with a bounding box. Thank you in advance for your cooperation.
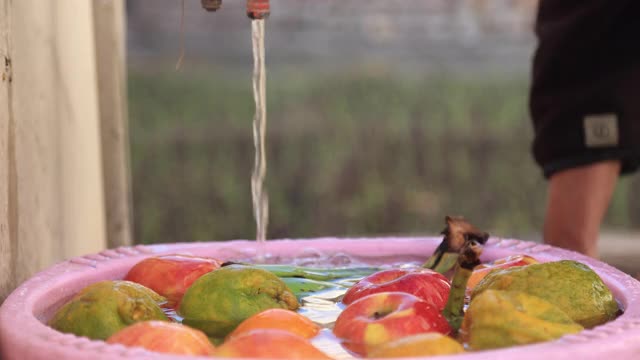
[1,237,640,360]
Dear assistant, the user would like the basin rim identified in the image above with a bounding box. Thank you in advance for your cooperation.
[1,236,640,360]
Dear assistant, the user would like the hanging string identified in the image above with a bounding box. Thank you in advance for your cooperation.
[175,0,186,71]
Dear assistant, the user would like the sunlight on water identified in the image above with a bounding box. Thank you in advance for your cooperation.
[302,288,354,359]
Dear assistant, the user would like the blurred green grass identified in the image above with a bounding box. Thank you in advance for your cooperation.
[128,69,639,244]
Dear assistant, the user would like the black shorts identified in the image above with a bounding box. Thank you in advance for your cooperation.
[530,0,640,178]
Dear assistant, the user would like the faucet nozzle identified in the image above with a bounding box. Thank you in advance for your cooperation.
[247,0,270,19]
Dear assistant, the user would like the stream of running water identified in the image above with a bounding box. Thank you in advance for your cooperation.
[251,19,269,244]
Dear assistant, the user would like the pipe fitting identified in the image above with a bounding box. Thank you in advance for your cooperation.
[247,0,270,19]
[201,0,222,12]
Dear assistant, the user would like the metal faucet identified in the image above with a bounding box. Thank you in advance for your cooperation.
[201,0,270,19]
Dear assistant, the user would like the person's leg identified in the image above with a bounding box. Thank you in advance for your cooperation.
[543,160,621,258]
[531,1,640,257]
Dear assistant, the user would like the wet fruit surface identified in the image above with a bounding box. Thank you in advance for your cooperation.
[342,268,450,308]
[107,321,215,355]
[472,260,619,328]
[367,332,465,358]
[466,254,538,291]
[48,280,168,340]
[215,329,332,359]
[179,267,299,338]
[124,255,221,309]
[333,291,451,356]
[461,289,583,350]
[227,308,320,339]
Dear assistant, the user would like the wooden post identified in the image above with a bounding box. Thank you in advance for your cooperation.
[0,0,14,301]
[0,0,130,302]
[93,0,133,249]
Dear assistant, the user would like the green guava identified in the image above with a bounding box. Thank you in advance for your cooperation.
[461,290,583,350]
[49,280,168,340]
[179,267,299,338]
[472,260,619,328]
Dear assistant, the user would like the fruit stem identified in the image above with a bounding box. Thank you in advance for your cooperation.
[431,253,460,274]
[442,240,483,334]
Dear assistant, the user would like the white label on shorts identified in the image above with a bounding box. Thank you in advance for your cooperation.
[584,113,619,148]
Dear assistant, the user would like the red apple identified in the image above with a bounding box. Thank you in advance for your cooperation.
[467,254,538,291]
[124,254,221,308]
[342,268,450,309]
[106,321,215,356]
[333,291,451,356]
[215,329,332,359]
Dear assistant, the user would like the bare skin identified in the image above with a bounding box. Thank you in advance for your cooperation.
[544,160,621,258]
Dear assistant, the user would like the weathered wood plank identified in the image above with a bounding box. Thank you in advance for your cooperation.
[93,0,133,249]
[10,0,65,286]
[0,0,14,302]
[1,1,109,301]
[54,0,107,258]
